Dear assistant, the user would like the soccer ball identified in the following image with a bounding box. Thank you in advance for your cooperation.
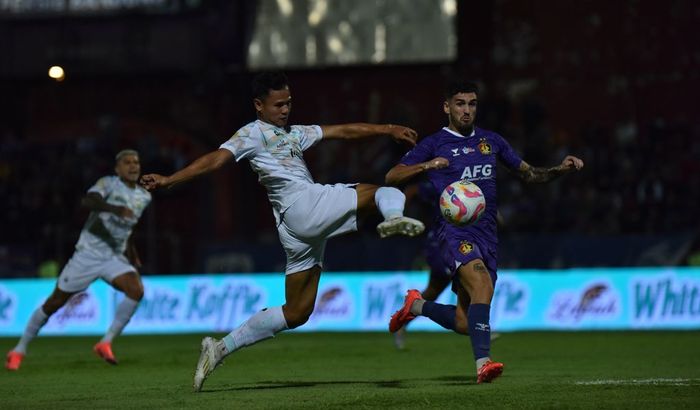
[439,180,486,226]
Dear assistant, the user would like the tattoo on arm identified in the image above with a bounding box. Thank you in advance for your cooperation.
[517,162,565,184]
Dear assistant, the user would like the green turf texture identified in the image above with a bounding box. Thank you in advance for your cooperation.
[2,331,699,409]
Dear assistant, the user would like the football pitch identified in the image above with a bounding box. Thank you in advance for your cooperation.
[2,331,699,409]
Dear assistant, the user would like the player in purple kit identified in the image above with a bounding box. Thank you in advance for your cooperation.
[385,80,583,383]
[393,182,503,350]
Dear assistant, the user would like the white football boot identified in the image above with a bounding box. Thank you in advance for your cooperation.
[193,337,224,392]
[377,216,425,238]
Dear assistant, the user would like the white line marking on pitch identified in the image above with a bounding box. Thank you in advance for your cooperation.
[575,378,697,386]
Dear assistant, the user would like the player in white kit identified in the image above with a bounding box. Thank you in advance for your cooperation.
[5,150,151,371]
[139,72,425,391]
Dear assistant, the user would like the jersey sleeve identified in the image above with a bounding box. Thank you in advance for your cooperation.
[220,125,262,162]
[293,125,323,151]
[87,176,115,197]
[400,136,434,166]
[495,133,523,171]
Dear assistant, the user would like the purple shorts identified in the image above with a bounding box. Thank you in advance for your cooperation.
[440,233,498,286]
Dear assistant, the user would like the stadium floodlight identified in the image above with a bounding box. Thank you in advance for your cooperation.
[48,65,65,82]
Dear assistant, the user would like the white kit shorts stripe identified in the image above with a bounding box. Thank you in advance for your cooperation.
[57,249,138,292]
[277,183,358,275]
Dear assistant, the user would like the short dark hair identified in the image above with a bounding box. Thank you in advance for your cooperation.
[252,71,289,100]
[444,80,479,100]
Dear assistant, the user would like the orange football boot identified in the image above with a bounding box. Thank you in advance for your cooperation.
[477,360,504,384]
[5,351,24,371]
[389,289,423,333]
[93,342,118,365]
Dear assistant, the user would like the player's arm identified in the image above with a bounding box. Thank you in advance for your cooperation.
[81,192,134,219]
[385,158,449,186]
[320,123,418,146]
[515,155,584,184]
[140,148,233,191]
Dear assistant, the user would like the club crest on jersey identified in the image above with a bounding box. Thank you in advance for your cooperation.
[478,139,492,155]
[458,241,473,255]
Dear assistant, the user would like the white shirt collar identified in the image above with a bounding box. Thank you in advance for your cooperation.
[443,127,475,138]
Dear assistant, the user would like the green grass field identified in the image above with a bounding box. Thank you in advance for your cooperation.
[2,331,699,409]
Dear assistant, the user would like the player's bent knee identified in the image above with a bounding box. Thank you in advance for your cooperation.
[283,305,314,329]
[126,286,144,301]
[128,280,145,300]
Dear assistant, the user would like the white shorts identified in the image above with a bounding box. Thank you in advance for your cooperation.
[57,249,138,293]
[277,183,358,275]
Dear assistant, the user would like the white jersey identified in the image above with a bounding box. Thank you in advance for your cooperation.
[75,176,152,256]
[220,120,323,224]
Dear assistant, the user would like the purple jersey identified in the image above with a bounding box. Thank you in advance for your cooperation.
[401,126,522,254]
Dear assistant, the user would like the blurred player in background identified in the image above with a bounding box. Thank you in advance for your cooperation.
[392,181,451,350]
[385,80,583,383]
[139,71,425,392]
[5,150,151,371]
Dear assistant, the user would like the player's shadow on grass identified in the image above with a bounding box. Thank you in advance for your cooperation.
[204,376,474,393]
[205,379,405,392]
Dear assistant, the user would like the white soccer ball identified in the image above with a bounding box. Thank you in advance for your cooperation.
[439,180,486,226]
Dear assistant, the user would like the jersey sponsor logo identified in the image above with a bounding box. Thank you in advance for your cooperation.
[463,147,475,154]
[478,139,492,155]
[460,164,493,180]
[451,148,460,157]
[459,241,473,255]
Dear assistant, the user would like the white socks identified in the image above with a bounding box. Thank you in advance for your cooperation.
[101,297,140,343]
[410,299,425,316]
[221,306,288,356]
[13,308,49,354]
[374,187,406,220]
[476,357,490,371]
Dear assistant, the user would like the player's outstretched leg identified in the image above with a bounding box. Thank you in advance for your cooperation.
[5,307,48,371]
[94,296,140,365]
[373,187,425,238]
[192,306,289,392]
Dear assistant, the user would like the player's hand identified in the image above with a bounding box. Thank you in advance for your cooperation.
[387,124,418,146]
[139,174,170,191]
[560,155,584,171]
[423,157,449,170]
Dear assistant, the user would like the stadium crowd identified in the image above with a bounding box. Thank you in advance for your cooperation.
[2,0,697,276]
